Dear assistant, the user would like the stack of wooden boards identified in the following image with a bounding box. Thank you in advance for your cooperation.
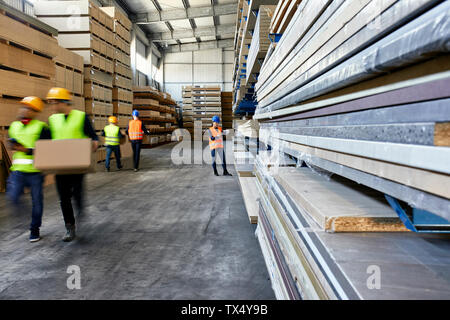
[221,92,233,129]
[182,86,193,137]
[232,0,278,113]
[269,0,301,34]
[239,0,450,299]
[101,6,133,130]
[246,5,276,88]
[133,86,177,146]
[0,2,60,189]
[192,86,222,129]
[34,0,133,163]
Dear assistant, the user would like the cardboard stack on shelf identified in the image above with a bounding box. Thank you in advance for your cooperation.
[133,86,177,146]
[0,2,59,190]
[100,6,133,132]
[34,0,118,163]
[182,86,193,137]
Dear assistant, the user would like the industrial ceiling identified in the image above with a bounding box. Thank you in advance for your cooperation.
[115,0,238,52]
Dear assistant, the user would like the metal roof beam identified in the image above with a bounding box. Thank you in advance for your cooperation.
[132,3,238,24]
[163,38,234,53]
[149,24,235,41]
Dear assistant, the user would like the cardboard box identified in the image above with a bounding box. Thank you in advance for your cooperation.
[34,139,96,174]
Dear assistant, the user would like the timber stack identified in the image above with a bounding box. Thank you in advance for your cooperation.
[182,86,193,138]
[133,86,177,147]
[234,0,450,299]
[34,0,117,163]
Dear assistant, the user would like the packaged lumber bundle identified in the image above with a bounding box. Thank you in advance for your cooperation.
[191,86,222,130]
[235,0,450,300]
[253,151,450,300]
[246,5,276,85]
[269,0,301,34]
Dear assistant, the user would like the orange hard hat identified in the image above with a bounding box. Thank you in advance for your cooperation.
[20,96,44,112]
[108,116,118,124]
[46,87,72,101]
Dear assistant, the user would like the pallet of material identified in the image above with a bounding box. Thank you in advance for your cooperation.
[57,33,115,61]
[85,99,113,116]
[256,0,450,112]
[112,87,133,103]
[247,5,276,85]
[114,61,132,79]
[72,50,114,74]
[113,101,132,115]
[84,82,112,102]
[254,159,450,299]
[100,6,132,31]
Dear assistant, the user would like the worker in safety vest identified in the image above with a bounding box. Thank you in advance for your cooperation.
[46,87,99,242]
[125,110,149,172]
[208,116,232,177]
[7,97,51,242]
[102,116,124,172]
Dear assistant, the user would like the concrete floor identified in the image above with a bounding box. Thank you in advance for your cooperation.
[0,143,275,299]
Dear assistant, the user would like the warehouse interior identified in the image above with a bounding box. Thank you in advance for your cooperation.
[0,0,449,301]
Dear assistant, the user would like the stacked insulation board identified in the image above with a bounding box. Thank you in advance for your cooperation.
[237,0,450,299]
[182,86,193,137]
[133,87,177,146]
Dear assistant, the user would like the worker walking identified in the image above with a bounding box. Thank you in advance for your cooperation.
[103,116,124,172]
[7,97,51,242]
[46,88,99,242]
[208,116,232,177]
[126,110,149,172]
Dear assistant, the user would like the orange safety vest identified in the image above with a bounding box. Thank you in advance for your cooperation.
[209,126,224,150]
[128,119,143,140]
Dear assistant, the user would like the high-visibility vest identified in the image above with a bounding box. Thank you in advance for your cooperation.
[8,120,47,173]
[128,120,143,140]
[49,109,87,140]
[209,126,223,150]
[104,124,120,146]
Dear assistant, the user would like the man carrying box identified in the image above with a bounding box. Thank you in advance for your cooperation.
[126,110,150,172]
[46,87,99,242]
[102,116,124,172]
[7,97,51,242]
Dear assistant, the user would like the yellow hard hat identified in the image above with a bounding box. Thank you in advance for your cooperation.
[20,96,44,112]
[108,116,118,124]
[46,87,72,101]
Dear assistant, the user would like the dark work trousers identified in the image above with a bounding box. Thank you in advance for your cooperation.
[211,148,227,172]
[55,174,84,226]
[7,171,44,232]
[131,140,142,169]
[105,145,122,169]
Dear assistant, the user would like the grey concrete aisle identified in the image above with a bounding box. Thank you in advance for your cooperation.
[0,143,275,300]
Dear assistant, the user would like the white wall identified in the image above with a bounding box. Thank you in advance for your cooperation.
[163,48,234,102]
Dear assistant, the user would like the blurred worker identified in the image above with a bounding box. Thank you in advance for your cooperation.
[102,116,124,172]
[125,110,149,172]
[46,87,99,242]
[7,97,51,242]
[208,116,232,177]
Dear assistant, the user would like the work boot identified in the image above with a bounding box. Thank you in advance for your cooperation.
[214,168,219,176]
[29,229,40,243]
[62,224,76,242]
[106,167,110,172]
[134,168,139,172]
[223,170,232,176]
